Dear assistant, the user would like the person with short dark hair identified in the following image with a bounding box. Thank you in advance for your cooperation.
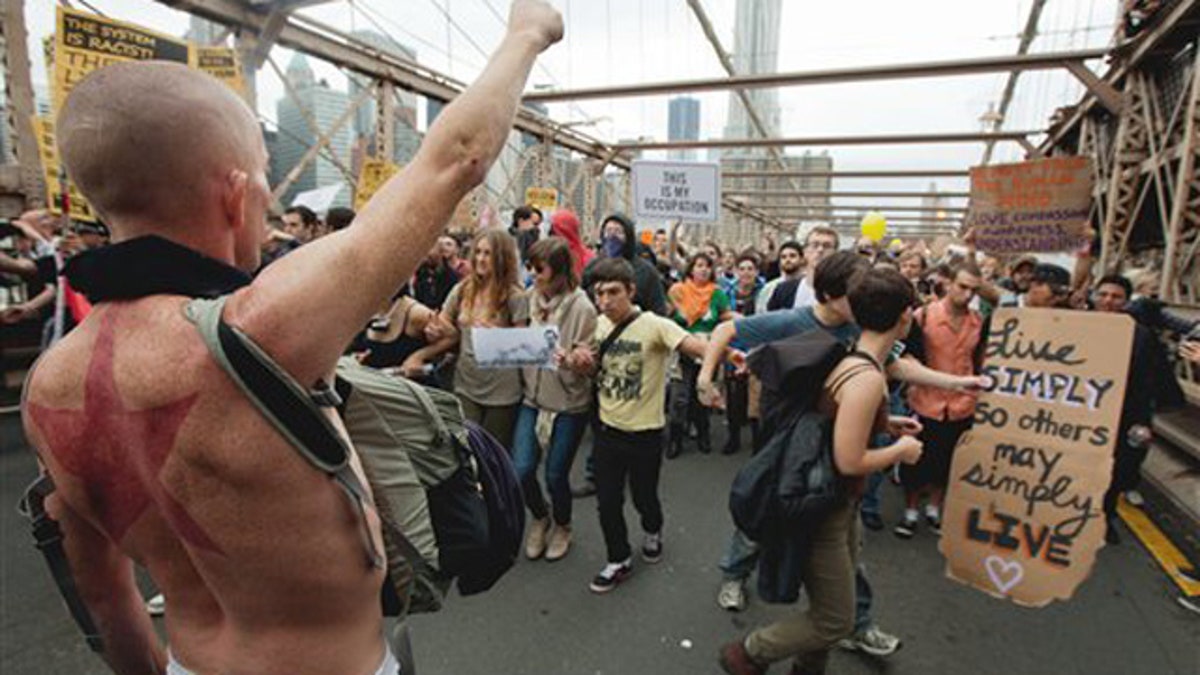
[897,262,986,539]
[719,268,924,675]
[325,206,355,232]
[282,205,318,243]
[510,204,543,265]
[412,239,460,310]
[514,237,598,562]
[1022,263,1073,309]
[766,227,839,311]
[438,232,471,279]
[757,240,803,314]
[723,252,765,455]
[560,257,707,593]
[1092,273,1185,542]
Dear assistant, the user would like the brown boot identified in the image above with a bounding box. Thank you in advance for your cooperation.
[524,517,549,560]
[718,639,766,675]
[545,523,572,561]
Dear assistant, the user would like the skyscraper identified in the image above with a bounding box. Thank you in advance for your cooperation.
[723,0,782,141]
[348,31,422,165]
[668,97,701,162]
[275,53,354,209]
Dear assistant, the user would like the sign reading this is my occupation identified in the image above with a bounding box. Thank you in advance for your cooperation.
[940,308,1133,608]
[967,156,1094,254]
[632,160,720,223]
[54,6,191,113]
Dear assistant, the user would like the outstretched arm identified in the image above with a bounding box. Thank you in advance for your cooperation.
[230,1,563,386]
[887,355,987,391]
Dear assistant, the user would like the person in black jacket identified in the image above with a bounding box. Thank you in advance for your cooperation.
[582,213,668,317]
[1092,274,1186,543]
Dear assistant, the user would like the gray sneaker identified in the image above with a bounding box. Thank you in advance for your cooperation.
[838,625,902,657]
[717,580,746,611]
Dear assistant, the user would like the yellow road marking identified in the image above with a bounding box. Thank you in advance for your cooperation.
[1118,497,1200,597]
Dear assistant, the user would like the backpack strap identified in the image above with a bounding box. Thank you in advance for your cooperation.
[17,473,104,653]
[184,296,383,570]
[598,311,641,364]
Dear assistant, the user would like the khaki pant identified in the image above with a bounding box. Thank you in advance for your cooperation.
[746,498,859,673]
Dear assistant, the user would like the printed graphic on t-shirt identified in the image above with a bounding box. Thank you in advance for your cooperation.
[599,339,644,401]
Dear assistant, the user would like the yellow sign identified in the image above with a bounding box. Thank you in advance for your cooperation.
[354,158,402,211]
[524,186,558,212]
[54,5,191,113]
[31,115,96,223]
[191,46,246,97]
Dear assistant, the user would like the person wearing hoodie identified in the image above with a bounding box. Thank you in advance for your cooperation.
[582,213,667,317]
[549,209,595,278]
[515,238,598,562]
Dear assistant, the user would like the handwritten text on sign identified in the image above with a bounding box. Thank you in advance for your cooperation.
[632,160,721,223]
[940,309,1133,607]
[967,157,1094,254]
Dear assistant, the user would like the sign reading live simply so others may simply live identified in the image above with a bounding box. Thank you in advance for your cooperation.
[632,160,721,223]
[940,308,1134,608]
[967,156,1094,254]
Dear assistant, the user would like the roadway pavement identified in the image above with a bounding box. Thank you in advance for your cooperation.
[1,415,1196,674]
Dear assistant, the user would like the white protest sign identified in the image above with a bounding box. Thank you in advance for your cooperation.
[291,184,344,215]
[632,160,721,222]
[472,326,560,369]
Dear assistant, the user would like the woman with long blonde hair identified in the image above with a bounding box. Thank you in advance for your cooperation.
[427,228,529,447]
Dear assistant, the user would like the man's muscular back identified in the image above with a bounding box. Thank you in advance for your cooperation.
[24,297,386,675]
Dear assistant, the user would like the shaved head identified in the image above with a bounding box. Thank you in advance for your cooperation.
[57,61,268,264]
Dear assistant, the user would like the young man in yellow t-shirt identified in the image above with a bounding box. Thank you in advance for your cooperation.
[563,258,706,593]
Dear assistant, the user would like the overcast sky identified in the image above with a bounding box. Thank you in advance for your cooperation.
[23,0,1119,215]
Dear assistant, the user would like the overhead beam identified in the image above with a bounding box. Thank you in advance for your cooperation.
[523,49,1108,103]
[724,190,968,199]
[155,0,785,230]
[746,204,969,214]
[616,130,1037,151]
[724,169,970,179]
[981,0,1048,165]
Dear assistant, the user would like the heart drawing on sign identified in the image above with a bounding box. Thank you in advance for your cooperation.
[984,555,1024,595]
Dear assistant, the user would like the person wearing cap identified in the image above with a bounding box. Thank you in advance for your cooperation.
[993,255,1039,308]
[1018,263,1073,309]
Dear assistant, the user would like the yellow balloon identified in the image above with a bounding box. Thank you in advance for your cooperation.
[860,211,887,242]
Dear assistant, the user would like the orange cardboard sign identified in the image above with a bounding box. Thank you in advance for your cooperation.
[940,308,1133,607]
[967,157,1093,253]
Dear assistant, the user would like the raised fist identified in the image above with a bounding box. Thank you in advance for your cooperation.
[509,0,564,52]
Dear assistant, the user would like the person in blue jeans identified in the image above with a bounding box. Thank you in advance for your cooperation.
[699,251,988,657]
[514,238,598,561]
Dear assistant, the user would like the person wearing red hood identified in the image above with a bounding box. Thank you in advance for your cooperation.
[550,210,594,277]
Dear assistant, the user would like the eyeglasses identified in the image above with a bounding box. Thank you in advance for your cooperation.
[807,241,836,251]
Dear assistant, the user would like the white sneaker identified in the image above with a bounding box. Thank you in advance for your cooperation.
[838,625,902,657]
[717,580,746,612]
[146,593,166,617]
[1124,490,1145,507]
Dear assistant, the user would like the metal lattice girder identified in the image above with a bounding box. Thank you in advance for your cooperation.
[1100,71,1156,272]
[1162,48,1200,302]
[746,204,969,214]
[524,48,1109,103]
[723,190,968,199]
[375,80,395,162]
[723,169,969,179]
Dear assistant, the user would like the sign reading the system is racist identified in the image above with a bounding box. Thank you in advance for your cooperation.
[967,157,1093,254]
[940,308,1133,607]
[632,160,721,223]
[54,5,191,112]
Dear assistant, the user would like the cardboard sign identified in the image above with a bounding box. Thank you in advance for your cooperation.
[967,157,1093,254]
[31,115,96,223]
[54,6,191,113]
[940,308,1134,607]
[354,158,401,211]
[524,186,558,212]
[191,46,246,97]
[632,160,721,222]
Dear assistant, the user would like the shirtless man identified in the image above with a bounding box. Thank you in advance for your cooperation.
[20,3,562,674]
